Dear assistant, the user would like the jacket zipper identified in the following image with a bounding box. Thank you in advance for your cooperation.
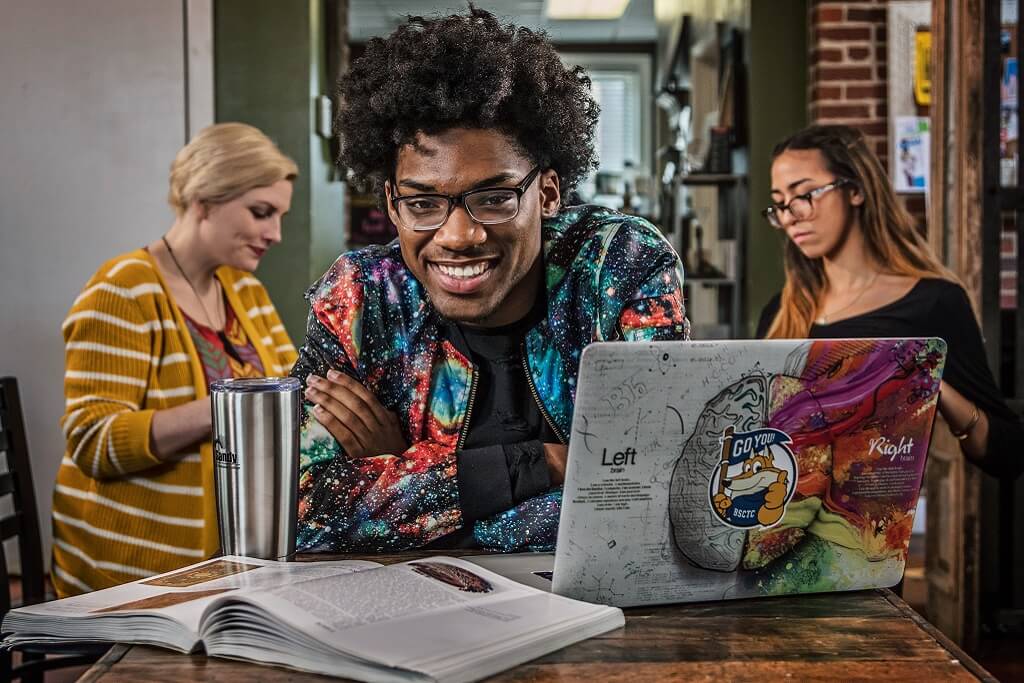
[520,341,567,445]
[456,364,479,451]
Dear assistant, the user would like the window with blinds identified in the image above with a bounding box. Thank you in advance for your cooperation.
[559,52,652,205]
[591,71,641,172]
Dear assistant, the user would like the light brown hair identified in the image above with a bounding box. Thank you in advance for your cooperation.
[168,122,298,216]
[765,124,959,338]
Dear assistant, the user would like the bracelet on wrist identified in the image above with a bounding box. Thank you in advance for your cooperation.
[951,403,980,440]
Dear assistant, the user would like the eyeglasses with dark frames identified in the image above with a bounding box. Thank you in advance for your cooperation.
[761,178,852,229]
[389,166,543,232]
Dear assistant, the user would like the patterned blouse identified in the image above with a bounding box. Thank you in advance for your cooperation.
[183,300,265,384]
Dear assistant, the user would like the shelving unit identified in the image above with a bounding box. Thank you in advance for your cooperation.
[656,16,749,340]
[677,173,747,340]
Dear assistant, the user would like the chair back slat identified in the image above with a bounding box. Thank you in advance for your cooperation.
[0,535,9,621]
[0,513,22,542]
[0,472,14,497]
[0,377,46,608]
[1,376,101,679]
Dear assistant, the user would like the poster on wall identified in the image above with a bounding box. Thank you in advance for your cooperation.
[888,2,930,187]
[1003,56,1019,109]
[894,116,929,193]
[1002,27,1019,186]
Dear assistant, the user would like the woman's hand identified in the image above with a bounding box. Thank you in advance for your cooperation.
[305,371,408,458]
[149,396,213,461]
[938,380,990,461]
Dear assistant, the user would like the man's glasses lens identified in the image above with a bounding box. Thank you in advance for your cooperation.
[398,197,448,229]
[466,190,518,222]
[396,190,521,230]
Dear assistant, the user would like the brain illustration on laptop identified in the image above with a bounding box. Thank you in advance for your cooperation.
[668,339,945,590]
[554,338,946,606]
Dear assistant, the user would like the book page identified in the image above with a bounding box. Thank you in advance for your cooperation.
[216,557,532,632]
[203,556,620,677]
[204,557,619,671]
[5,556,380,638]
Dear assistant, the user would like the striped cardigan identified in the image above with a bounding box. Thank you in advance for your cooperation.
[52,249,297,596]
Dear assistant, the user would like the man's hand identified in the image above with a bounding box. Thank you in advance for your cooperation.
[305,370,408,458]
[543,443,568,486]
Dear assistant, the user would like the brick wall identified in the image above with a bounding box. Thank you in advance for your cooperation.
[808,1,1017,310]
[807,0,927,228]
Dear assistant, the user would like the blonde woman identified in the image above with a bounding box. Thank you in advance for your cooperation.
[757,124,1022,479]
[54,123,300,595]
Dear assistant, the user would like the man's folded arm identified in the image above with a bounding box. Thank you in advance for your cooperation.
[293,313,468,550]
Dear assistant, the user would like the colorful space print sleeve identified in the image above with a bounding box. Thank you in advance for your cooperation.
[611,221,690,342]
[293,256,465,551]
[472,489,563,552]
[295,423,462,551]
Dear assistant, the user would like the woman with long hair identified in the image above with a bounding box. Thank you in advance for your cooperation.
[757,123,1021,479]
[54,123,299,595]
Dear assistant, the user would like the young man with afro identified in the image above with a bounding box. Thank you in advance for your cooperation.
[293,7,689,553]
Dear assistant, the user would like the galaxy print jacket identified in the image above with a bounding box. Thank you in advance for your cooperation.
[293,205,689,553]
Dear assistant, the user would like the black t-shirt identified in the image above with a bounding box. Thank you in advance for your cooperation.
[427,298,558,547]
[756,278,1023,479]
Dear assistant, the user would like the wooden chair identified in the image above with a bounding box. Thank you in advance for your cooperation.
[1,376,104,682]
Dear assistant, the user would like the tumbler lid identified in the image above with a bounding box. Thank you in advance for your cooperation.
[209,377,302,393]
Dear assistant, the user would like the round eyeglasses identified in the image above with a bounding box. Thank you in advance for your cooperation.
[761,178,851,229]
[390,166,542,231]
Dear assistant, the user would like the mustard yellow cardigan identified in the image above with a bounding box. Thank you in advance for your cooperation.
[52,249,298,596]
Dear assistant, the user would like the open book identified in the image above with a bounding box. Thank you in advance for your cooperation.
[2,555,623,683]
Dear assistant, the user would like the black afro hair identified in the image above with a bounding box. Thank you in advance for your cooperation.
[335,5,599,199]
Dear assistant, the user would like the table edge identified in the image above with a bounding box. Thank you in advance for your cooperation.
[879,589,996,682]
[72,587,999,683]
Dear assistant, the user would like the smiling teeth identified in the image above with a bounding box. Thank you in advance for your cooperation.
[437,263,488,279]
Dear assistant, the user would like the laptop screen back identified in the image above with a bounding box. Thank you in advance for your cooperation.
[552,338,946,606]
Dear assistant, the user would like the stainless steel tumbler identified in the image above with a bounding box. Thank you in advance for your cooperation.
[210,377,301,560]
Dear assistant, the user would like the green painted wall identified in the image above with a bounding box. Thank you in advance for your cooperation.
[215,0,346,343]
[746,0,808,335]
[307,2,348,284]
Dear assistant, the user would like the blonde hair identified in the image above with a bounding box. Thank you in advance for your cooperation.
[765,124,960,338]
[168,122,298,216]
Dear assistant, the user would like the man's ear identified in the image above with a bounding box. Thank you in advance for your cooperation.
[383,180,401,227]
[539,169,561,217]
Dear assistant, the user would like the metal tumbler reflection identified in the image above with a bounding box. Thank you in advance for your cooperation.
[210,377,301,560]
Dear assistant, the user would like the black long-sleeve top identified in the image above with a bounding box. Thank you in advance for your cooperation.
[427,296,557,548]
[756,278,1023,479]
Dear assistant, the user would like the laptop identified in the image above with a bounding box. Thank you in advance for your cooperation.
[470,338,946,607]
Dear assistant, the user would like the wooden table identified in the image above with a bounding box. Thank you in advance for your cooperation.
[77,553,997,682]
